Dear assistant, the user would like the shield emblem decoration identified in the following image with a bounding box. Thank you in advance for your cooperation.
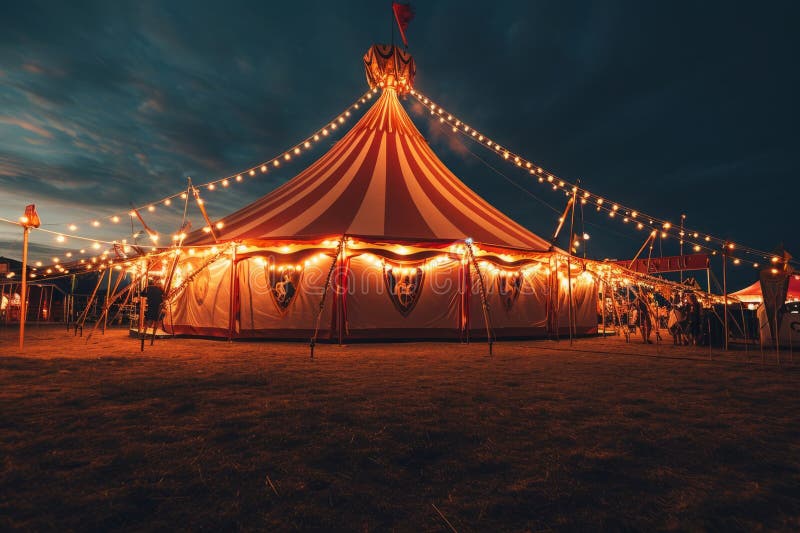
[384,265,424,316]
[265,265,301,312]
[496,271,522,312]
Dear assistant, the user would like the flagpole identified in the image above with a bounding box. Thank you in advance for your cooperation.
[18,205,40,351]
[19,225,29,351]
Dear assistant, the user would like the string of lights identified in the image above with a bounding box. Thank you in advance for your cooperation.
[4,89,379,271]
[41,88,377,233]
[409,88,795,271]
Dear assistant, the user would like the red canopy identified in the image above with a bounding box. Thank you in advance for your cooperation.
[730,274,800,303]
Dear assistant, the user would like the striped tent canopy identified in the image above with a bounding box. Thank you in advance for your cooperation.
[189,52,550,252]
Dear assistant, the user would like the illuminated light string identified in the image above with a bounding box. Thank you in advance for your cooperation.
[8,83,781,276]
[9,89,377,270]
[42,88,378,235]
[410,88,795,271]
[428,110,770,271]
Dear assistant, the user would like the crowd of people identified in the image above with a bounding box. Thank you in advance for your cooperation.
[600,288,707,345]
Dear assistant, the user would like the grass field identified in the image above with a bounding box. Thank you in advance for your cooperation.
[1,326,799,531]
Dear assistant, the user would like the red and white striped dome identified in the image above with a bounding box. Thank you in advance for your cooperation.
[191,87,550,251]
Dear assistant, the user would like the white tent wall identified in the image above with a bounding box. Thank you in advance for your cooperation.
[236,255,335,339]
[164,248,599,341]
[555,273,599,336]
[757,303,800,348]
[467,267,551,338]
[165,256,232,337]
[344,254,462,339]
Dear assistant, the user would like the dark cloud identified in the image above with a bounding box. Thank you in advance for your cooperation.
[0,0,798,288]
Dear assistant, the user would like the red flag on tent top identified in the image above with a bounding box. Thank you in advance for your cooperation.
[392,2,414,48]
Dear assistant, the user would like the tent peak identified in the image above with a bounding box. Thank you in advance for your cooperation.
[363,44,415,94]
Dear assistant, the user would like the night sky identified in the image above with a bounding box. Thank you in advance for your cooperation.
[1,1,797,289]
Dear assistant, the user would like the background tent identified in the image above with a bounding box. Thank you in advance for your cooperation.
[730,274,800,304]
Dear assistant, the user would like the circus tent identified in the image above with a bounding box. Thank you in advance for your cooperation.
[163,45,598,341]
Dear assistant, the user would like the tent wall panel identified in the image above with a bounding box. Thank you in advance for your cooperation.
[555,273,598,335]
[344,254,461,339]
[165,256,232,337]
[757,303,800,348]
[237,255,335,339]
[468,267,550,338]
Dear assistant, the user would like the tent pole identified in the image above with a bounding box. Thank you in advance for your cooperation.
[228,244,236,342]
[723,250,729,351]
[109,273,135,326]
[461,259,469,344]
[567,188,578,344]
[760,306,765,364]
[36,284,44,326]
[465,240,493,355]
[46,286,53,323]
[740,303,749,359]
[609,279,627,342]
[310,237,346,359]
[75,270,105,337]
[338,237,346,346]
[567,256,573,345]
[601,278,606,336]
[628,232,655,270]
[789,317,793,364]
[774,311,780,365]
[138,292,146,351]
[680,214,685,283]
[86,269,126,342]
[67,274,75,330]
[102,267,113,334]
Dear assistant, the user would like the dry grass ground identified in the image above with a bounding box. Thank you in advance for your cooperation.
[0,325,799,531]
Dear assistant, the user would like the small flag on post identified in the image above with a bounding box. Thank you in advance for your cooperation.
[392,2,414,48]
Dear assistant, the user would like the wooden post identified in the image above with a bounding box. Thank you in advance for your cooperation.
[19,226,30,350]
